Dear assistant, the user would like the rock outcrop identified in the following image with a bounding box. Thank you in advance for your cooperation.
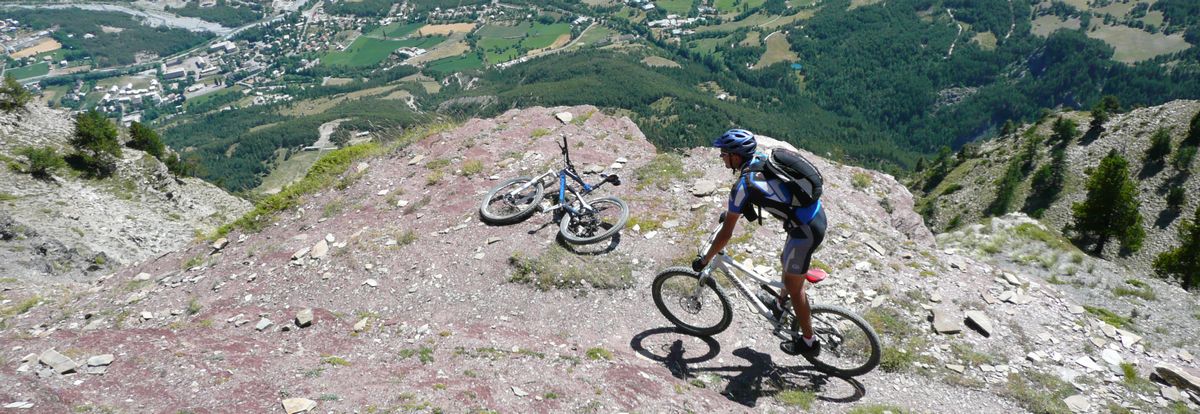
[0,104,252,281]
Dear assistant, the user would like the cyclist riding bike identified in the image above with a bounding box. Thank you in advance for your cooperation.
[692,129,828,357]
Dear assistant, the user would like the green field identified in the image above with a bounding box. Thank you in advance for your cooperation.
[715,0,765,13]
[184,86,244,112]
[687,34,736,56]
[569,24,618,50]
[425,53,484,73]
[323,35,447,67]
[658,0,694,14]
[754,31,798,68]
[476,22,571,64]
[367,22,424,39]
[7,63,49,80]
[1086,24,1192,63]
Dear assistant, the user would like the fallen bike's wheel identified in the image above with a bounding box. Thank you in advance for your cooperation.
[480,177,544,225]
[793,304,881,377]
[558,196,629,244]
[651,267,732,337]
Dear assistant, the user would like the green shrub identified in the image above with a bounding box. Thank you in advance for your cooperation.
[70,110,122,176]
[1004,371,1074,414]
[531,128,550,138]
[1167,187,1185,211]
[585,347,612,360]
[461,159,483,177]
[852,172,872,189]
[1145,128,1172,165]
[1083,305,1132,328]
[16,146,66,178]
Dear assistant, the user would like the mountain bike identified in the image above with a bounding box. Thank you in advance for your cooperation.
[651,216,881,377]
[479,135,629,244]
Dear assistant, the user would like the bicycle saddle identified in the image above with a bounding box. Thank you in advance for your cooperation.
[805,268,828,284]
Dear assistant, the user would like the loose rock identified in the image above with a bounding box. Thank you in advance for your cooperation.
[296,309,313,328]
[281,398,317,414]
[38,349,77,374]
[964,310,993,337]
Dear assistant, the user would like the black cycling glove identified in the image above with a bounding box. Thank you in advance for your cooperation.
[691,256,708,272]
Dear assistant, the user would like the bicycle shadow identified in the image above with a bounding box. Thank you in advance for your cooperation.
[630,327,866,408]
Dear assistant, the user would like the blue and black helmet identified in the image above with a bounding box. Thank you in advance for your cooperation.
[713,128,756,157]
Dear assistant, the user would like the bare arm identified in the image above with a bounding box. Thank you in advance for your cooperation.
[701,212,742,264]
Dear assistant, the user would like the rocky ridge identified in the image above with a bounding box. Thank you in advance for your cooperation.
[0,105,1196,413]
[0,104,252,281]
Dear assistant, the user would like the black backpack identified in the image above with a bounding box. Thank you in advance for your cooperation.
[743,148,823,224]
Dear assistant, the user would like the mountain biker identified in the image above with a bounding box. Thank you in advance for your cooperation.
[692,128,827,357]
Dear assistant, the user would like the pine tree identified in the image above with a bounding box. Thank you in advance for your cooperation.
[127,121,165,159]
[1167,187,1185,211]
[70,110,122,176]
[1051,116,1078,146]
[1153,205,1200,290]
[1144,128,1172,165]
[1071,150,1145,254]
[1186,109,1200,146]
[0,74,31,111]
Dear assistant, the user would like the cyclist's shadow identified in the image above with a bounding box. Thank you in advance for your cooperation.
[630,327,867,408]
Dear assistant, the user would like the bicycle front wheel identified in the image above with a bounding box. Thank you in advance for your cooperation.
[559,196,628,244]
[480,177,544,224]
[794,304,881,377]
[651,267,732,337]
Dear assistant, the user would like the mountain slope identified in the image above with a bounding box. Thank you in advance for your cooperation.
[0,106,1197,413]
[918,100,1200,274]
[0,105,252,281]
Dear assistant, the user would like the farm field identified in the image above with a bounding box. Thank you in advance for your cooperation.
[687,34,736,56]
[568,24,618,50]
[425,53,483,73]
[657,0,694,14]
[323,35,446,67]
[753,31,798,68]
[475,22,571,64]
[697,12,776,32]
[1086,24,1192,63]
[184,86,244,112]
[11,38,62,59]
[366,22,424,39]
[7,63,50,80]
[641,56,681,68]
[715,0,765,13]
[417,23,476,36]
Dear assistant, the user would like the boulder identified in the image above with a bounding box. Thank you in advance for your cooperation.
[554,112,574,124]
[1154,363,1200,395]
[211,237,228,251]
[255,318,273,331]
[38,349,77,374]
[310,240,328,260]
[690,180,717,197]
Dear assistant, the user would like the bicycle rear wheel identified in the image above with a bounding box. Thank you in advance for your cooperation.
[651,267,733,337]
[559,196,628,244]
[793,304,881,377]
[480,177,544,224]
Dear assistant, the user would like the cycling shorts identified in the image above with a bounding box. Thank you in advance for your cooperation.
[781,208,827,276]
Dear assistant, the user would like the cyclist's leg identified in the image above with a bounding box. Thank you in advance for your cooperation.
[781,237,814,339]
[781,210,826,340]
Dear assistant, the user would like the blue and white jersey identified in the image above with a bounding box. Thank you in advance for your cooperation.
[728,155,822,227]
